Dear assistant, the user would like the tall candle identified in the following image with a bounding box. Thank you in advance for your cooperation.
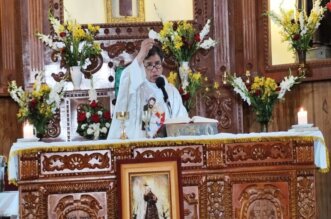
[297,108,308,125]
[23,122,34,138]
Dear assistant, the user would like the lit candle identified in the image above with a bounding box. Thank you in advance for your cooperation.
[297,108,308,125]
[23,122,34,138]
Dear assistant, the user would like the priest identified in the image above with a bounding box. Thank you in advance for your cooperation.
[107,39,188,139]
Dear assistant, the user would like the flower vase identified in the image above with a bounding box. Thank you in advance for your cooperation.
[70,66,82,90]
[179,61,191,91]
[259,121,269,132]
[33,123,46,140]
[296,49,310,76]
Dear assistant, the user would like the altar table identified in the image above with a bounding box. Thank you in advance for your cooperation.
[8,131,329,218]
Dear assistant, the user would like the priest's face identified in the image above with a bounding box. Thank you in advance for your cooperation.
[144,54,163,83]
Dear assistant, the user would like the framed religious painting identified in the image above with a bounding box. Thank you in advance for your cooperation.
[106,0,145,23]
[117,158,183,219]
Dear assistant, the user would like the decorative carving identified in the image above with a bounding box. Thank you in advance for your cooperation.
[21,180,114,219]
[207,175,230,219]
[134,146,203,167]
[44,108,61,138]
[41,151,111,173]
[295,146,314,164]
[297,175,315,219]
[53,194,105,219]
[225,142,293,166]
[20,153,39,180]
[183,175,207,219]
[21,191,42,218]
[206,144,225,168]
[113,147,131,159]
[235,184,285,219]
[204,95,232,130]
[183,193,199,218]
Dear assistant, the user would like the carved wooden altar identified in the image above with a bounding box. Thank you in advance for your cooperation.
[18,137,317,219]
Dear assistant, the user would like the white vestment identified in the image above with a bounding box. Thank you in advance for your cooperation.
[107,59,188,139]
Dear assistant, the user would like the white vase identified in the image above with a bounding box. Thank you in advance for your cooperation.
[179,61,191,90]
[70,66,82,90]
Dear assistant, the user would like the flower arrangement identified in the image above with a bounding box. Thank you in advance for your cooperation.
[266,0,326,52]
[76,89,112,140]
[167,70,220,112]
[227,71,302,131]
[149,19,216,63]
[37,13,101,69]
[8,72,65,137]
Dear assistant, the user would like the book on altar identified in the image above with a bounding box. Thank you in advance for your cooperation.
[164,116,218,124]
[157,116,219,137]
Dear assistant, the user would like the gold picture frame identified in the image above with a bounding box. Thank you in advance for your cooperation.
[106,0,145,23]
[117,158,183,219]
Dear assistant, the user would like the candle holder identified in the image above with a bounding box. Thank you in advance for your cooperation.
[116,111,129,140]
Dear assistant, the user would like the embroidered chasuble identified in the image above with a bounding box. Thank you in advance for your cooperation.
[107,59,188,139]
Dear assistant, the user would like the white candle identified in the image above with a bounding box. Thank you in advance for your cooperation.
[23,122,34,138]
[297,108,308,125]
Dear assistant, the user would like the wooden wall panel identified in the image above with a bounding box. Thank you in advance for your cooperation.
[0,0,23,94]
[0,98,22,158]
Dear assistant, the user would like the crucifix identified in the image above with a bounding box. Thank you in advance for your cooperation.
[119,0,133,16]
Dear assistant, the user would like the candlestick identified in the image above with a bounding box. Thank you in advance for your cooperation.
[23,122,34,138]
[297,108,308,125]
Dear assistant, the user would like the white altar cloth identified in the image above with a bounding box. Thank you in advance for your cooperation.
[0,191,19,218]
[7,131,329,183]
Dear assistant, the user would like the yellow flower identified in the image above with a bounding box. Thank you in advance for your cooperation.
[191,72,202,82]
[213,81,220,89]
[167,71,178,85]
[17,107,28,119]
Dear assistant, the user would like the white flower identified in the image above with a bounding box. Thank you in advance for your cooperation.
[278,75,297,99]
[199,19,211,41]
[231,77,251,105]
[82,59,91,70]
[86,112,91,118]
[49,15,63,35]
[199,38,217,50]
[148,29,160,41]
[81,124,87,129]
[47,80,65,108]
[100,127,108,134]
[88,88,98,102]
[86,128,93,135]
[97,111,102,116]
[105,122,110,128]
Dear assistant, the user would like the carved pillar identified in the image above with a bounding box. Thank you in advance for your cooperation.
[21,0,46,87]
[0,0,23,93]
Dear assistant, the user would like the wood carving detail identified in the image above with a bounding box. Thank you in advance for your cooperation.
[21,191,42,218]
[207,175,230,219]
[20,154,39,180]
[226,142,293,165]
[297,176,315,219]
[204,95,232,130]
[206,144,225,168]
[235,184,285,219]
[53,194,105,219]
[134,146,203,167]
[42,152,110,172]
[182,175,207,219]
[295,146,314,164]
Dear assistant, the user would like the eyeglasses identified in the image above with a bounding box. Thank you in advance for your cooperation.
[144,61,162,70]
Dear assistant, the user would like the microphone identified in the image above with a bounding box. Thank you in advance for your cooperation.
[155,77,168,102]
[155,77,172,116]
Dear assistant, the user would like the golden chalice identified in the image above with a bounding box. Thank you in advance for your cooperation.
[116,111,129,140]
